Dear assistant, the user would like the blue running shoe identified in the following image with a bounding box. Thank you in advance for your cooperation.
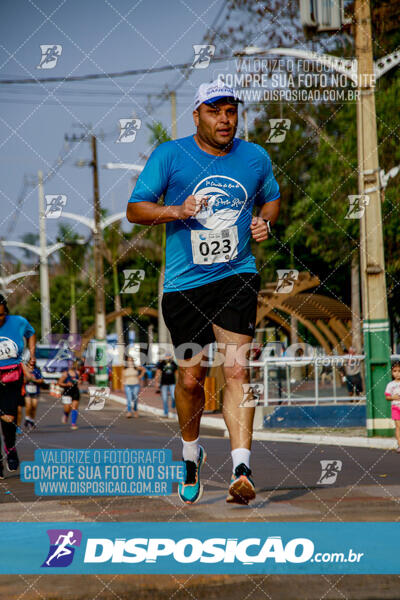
[226,463,256,505]
[178,446,206,505]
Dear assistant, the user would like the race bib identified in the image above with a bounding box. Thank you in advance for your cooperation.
[0,338,18,360]
[26,384,37,394]
[191,227,238,265]
[62,395,72,405]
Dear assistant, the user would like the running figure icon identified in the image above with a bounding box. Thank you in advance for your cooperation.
[45,531,77,566]
[37,45,62,69]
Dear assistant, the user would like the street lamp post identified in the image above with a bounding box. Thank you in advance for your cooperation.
[0,271,37,294]
[37,170,51,344]
[2,239,64,342]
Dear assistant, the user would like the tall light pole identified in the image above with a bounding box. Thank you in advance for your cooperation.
[38,170,51,343]
[355,0,391,437]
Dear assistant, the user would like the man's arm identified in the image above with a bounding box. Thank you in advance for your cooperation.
[155,368,162,385]
[126,197,203,225]
[250,198,280,242]
[259,197,280,226]
[251,147,280,242]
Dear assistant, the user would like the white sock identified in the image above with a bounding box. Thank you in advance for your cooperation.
[231,448,251,471]
[182,437,200,462]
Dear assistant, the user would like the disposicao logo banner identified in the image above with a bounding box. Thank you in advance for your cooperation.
[0,523,399,574]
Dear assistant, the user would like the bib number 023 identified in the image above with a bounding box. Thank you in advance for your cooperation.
[191,227,239,265]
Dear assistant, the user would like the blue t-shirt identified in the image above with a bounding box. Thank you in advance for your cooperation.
[129,135,280,291]
[0,315,35,367]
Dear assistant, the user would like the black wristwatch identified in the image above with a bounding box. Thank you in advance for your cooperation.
[262,219,272,233]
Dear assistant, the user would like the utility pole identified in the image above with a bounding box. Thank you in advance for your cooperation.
[38,170,51,343]
[355,0,392,436]
[91,135,108,386]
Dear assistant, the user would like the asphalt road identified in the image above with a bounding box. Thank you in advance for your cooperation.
[0,392,399,599]
[1,391,399,521]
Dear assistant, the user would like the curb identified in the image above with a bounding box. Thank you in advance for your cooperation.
[110,392,228,430]
[110,392,176,420]
[110,394,395,449]
[250,431,397,450]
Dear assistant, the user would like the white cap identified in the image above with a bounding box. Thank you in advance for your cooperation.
[194,80,242,110]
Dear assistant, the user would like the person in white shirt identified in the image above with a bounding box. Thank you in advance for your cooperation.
[384,361,400,453]
[122,357,145,418]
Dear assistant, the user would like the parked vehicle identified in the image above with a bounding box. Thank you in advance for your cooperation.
[33,344,75,384]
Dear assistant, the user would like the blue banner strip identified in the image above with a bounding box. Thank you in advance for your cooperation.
[0,522,399,574]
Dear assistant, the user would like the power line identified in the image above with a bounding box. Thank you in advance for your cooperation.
[0,55,231,85]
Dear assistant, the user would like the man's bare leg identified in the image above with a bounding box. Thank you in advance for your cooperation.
[212,324,254,449]
[212,324,256,504]
[175,348,209,504]
[175,349,208,441]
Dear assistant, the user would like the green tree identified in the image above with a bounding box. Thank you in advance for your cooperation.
[57,224,87,334]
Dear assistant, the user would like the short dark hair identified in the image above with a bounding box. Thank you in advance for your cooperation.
[392,361,400,369]
[0,294,9,314]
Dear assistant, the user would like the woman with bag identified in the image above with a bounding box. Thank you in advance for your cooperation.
[58,360,81,430]
[0,295,36,475]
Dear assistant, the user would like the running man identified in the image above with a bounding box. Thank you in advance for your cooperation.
[126,80,280,505]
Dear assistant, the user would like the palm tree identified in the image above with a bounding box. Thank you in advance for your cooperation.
[57,225,86,335]
[102,217,161,363]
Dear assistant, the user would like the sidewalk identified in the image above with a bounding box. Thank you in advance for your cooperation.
[110,385,398,451]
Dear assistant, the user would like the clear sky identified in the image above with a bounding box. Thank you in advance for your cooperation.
[0,0,241,252]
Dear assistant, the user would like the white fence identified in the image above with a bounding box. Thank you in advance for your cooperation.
[249,354,367,405]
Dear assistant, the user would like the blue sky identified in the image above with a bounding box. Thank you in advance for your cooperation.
[0,0,242,251]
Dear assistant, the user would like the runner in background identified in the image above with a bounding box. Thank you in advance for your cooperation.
[22,363,43,431]
[0,295,36,475]
[58,360,81,430]
[155,353,178,418]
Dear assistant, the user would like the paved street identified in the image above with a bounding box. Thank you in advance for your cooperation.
[0,392,399,599]
[1,391,399,521]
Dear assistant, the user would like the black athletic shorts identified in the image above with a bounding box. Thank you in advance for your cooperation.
[162,272,260,358]
[63,385,80,401]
